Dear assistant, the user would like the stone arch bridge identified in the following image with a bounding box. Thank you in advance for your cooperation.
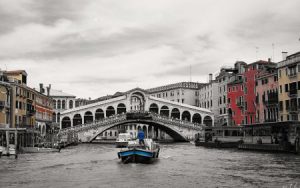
[59,88,214,142]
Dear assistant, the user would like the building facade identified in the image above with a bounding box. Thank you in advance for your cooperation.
[255,68,278,123]
[147,82,203,107]
[278,51,300,121]
[227,61,247,126]
[198,74,218,126]
[215,68,233,126]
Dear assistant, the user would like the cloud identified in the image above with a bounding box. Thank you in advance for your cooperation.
[0,0,300,98]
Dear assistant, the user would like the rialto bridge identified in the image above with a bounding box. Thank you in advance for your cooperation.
[59,88,214,142]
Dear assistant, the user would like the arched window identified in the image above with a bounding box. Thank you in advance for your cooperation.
[62,100,66,109]
[53,100,56,109]
[149,103,159,114]
[57,100,61,109]
[69,100,73,109]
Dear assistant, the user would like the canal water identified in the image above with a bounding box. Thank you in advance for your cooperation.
[1,143,300,188]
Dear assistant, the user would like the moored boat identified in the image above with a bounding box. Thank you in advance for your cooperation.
[20,147,61,153]
[118,139,160,163]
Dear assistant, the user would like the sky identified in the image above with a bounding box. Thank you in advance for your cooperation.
[0,0,299,99]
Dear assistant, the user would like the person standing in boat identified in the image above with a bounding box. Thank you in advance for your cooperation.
[137,128,145,146]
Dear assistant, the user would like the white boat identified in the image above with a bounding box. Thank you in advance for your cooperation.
[116,133,133,148]
[8,144,16,155]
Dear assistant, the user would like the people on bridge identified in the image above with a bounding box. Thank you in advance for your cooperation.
[137,128,145,146]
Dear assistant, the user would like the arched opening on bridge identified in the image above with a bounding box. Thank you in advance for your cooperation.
[148,125,153,138]
[203,116,213,127]
[95,109,104,120]
[192,113,202,124]
[84,111,93,124]
[160,106,169,117]
[149,103,159,114]
[130,92,145,111]
[117,103,126,114]
[143,125,147,138]
[106,106,115,117]
[57,113,61,122]
[52,112,56,123]
[62,117,71,129]
[182,111,191,122]
[73,114,82,126]
[171,108,180,119]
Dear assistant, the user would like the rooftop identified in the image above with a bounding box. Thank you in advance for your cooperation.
[49,89,76,98]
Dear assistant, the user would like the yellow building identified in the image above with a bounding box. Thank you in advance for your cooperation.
[3,70,36,128]
[0,83,10,128]
[277,51,300,121]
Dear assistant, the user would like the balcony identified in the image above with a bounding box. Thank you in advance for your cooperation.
[236,101,244,108]
[288,90,298,98]
[0,100,5,109]
[287,106,298,113]
[288,72,297,78]
[26,109,36,116]
[265,99,279,106]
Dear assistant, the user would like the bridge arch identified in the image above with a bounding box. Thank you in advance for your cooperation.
[160,105,169,117]
[95,109,104,120]
[171,108,180,119]
[84,111,93,124]
[73,114,82,126]
[62,116,71,129]
[182,111,191,122]
[149,103,159,114]
[117,103,126,114]
[192,113,202,124]
[203,116,213,127]
[106,106,115,117]
[87,119,188,142]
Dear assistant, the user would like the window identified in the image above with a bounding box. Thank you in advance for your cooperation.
[298,64,300,72]
[285,84,289,92]
[182,99,184,103]
[279,101,283,111]
[279,70,281,78]
[280,85,282,94]
[285,100,290,110]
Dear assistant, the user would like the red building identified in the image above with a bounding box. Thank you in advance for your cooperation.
[227,61,247,126]
[227,80,244,126]
[227,60,276,126]
[243,60,275,124]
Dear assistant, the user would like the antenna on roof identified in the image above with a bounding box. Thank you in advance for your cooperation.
[255,47,259,60]
[272,43,275,62]
[189,64,192,82]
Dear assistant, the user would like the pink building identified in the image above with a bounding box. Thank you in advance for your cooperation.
[255,66,278,123]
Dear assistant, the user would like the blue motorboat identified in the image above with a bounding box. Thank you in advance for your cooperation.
[117,139,160,163]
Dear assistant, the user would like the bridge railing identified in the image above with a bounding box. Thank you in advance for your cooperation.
[58,113,127,136]
[149,112,203,131]
[58,110,203,136]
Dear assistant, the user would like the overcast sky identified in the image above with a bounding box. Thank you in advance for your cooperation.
[0,0,299,99]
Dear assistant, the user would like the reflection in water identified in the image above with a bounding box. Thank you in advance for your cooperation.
[0,143,300,188]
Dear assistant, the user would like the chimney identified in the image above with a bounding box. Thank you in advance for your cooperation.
[268,58,271,62]
[39,83,44,93]
[209,73,213,83]
[46,86,51,96]
[282,51,288,61]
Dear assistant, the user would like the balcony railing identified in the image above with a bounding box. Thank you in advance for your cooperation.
[265,99,279,106]
[236,101,244,108]
[26,110,36,116]
[288,90,298,98]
